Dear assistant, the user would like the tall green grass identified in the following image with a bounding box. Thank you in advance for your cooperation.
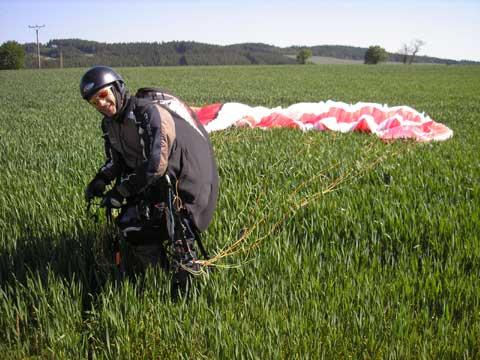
[1,65,479,358]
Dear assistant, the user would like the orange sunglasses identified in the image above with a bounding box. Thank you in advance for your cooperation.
[88,86,111,106]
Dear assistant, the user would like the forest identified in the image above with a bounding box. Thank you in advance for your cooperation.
[21,39,474,68]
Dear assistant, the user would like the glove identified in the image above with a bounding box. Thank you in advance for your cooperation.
[85,175,107,201]
[101,187,124,208]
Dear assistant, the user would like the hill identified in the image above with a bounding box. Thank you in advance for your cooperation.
[23,39,478,68]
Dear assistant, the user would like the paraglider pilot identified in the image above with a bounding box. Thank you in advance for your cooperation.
[80,66,219,295]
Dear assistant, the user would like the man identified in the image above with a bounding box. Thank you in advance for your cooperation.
[80,66,219,291]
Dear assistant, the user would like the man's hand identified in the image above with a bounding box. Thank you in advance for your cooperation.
[85,175,107,201]
[101,188,124,208]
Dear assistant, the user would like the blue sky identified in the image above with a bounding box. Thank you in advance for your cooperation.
[1,0,479,61]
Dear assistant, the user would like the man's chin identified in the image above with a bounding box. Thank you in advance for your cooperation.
[99,109,117,117]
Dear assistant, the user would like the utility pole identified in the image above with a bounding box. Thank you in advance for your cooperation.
[28,24,45,69]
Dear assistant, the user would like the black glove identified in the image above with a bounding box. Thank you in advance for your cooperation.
[85,175,108,201]
[101,187,124,208]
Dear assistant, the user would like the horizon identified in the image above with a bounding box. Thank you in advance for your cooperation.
[13,38,478,63]
[1,0,479,62]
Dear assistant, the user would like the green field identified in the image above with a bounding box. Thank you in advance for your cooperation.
[1,65,479,358]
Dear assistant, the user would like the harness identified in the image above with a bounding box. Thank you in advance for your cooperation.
[127,89,210,259]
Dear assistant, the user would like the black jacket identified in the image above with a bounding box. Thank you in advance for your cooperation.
[97,95,219,231]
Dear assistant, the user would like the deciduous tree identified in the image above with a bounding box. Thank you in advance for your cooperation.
[364,45,388,64]
[0,41,25,70]
[296,49,312,64]
[399,39,425,64]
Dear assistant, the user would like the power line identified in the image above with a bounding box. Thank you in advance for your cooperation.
[28,24,45,69]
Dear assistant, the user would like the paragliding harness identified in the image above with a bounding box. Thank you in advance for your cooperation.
[131,86,211,279]
[121,174,207,279]
[87,175,209,297]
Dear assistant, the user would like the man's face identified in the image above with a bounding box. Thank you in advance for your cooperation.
[88,85,117,117]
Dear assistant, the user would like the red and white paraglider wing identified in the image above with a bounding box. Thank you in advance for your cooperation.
[194,101,453,142]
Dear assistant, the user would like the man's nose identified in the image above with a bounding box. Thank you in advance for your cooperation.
[96,98,108,107]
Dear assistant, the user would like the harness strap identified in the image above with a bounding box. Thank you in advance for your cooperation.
[183,217,210,260]
[164,175,209,260]
[105,207,121,268]
[133,98,154,160]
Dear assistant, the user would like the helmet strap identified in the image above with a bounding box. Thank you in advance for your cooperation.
[110,82,131,119]
[111,82,123,113]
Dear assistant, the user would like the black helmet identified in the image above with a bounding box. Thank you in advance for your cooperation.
[80,66,124,100]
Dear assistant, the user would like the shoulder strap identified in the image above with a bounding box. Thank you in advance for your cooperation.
[133,97,154,160]
[133,97,179,161]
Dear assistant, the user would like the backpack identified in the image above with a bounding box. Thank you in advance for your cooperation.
[133,87,208,159]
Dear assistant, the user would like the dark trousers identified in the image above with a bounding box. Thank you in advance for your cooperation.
[122,226,170,275]
[121,215,197,275]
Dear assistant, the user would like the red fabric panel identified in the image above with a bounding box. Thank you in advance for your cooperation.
[353,118,372,132]
[194,103,223,125]
[258,113,301,128]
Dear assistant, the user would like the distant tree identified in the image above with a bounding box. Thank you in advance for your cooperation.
[296,49,312,64]
[408,39,425,64]
[0,41,25,70]
[399,39,425,64]
[364,45,388,64]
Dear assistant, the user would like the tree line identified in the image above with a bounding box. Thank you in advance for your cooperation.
[22,40,297,69]
[1,39,477,70]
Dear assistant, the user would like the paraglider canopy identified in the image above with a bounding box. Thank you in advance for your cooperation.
[194,101,453,142]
